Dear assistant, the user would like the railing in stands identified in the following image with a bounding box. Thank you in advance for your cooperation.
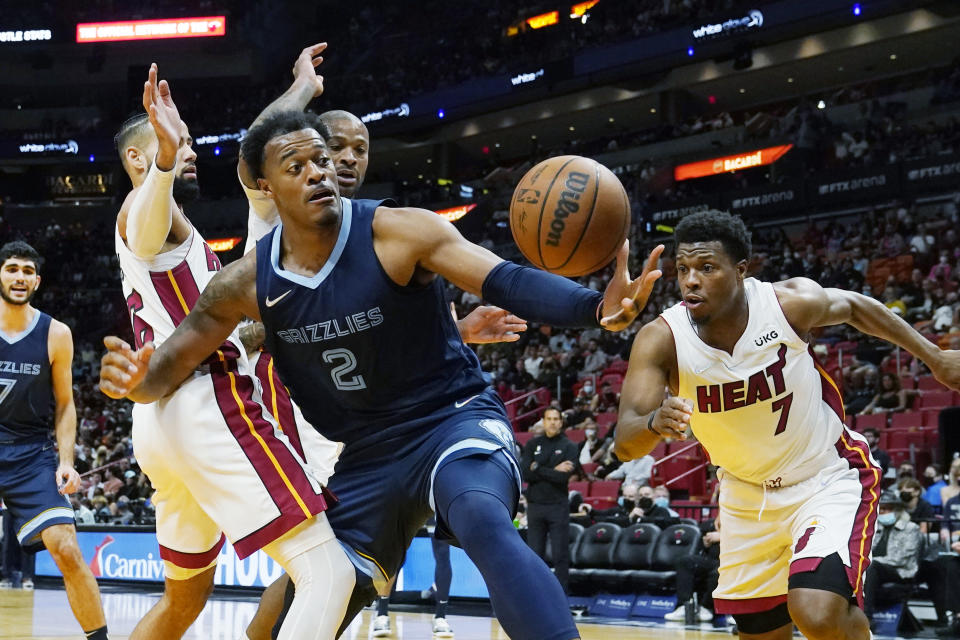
[502,386,548,409]
[504,386,551,428]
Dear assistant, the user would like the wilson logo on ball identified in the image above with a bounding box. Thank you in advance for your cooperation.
[545,171,589,247]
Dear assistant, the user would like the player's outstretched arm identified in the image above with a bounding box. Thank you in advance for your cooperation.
[49,320,81,495]
[377,206,662,331]
[120,63,190,259]
[100,253,260,403]
[238,43,326,190]
[777,277,960,390]
[614,319,691,461]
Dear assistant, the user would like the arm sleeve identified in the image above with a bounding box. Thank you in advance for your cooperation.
[481,261,603,329]
[126,162,175,259]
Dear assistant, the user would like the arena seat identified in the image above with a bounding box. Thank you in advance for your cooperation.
[569,523,622,590]
[514,431,535,448]
[890,412,923,429]
[629,524,702,592]
[593,523,660,589]
[584,496,618,510]
[569,481,590,497]
[918,375,947,392]
[589,480,622,498]
[596,411,618,431]
[566,429,585,444]
[856,413,888,430]
[545,522,585,567]
[920,390,954,410]
[581,462,598,475]
[900,375,917,390]
[603,360,629,375]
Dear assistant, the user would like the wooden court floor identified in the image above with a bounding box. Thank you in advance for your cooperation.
[0,586,734,639]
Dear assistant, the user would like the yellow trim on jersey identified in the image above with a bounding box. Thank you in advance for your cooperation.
[165,270,191,316]
[266,356,285,433]
[218,351,311,519]
[841,433,880,593]
[354,547,389,582]
[813,362,844,411]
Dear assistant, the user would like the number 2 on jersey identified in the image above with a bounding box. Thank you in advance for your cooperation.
[772,392,793,435]
[323,348,366,391]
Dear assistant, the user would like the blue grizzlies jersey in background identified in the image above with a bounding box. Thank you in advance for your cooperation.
[256,198,492,458]
[0,312,53,441]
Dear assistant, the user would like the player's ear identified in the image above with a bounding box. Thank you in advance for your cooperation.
[126,147,146,173]
[257,178,275,199]
[736,259,748,279]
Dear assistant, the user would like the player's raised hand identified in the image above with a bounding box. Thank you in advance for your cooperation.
[931,349,960,391]
[292,42,326,98]
[142,63,183,171]
[99,336,154,400]
[56,464,80,495]
[600,241,664,332]
[648,396,693,441]
[453,303,528,344]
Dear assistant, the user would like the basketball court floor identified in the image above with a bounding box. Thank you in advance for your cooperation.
[0,585,736,639]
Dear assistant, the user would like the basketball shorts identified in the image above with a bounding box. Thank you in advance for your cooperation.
[0,437,74,551]
[132,361,340,579]
[712,430,881,615]
[323,387,521,592]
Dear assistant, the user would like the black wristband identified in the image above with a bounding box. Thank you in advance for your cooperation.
[647,410,662,436]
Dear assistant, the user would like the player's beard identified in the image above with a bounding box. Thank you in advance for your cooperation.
[172,175,200,205]
[0,284,36,306]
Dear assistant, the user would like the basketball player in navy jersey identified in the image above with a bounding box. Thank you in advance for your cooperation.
[100,109,664,640]
[614,211,960,640]
[0,241,110,640]
[239,44,526,640]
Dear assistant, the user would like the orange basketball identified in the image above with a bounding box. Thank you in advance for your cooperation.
[509,155,630,277]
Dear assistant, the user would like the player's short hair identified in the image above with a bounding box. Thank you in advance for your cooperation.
[114,113,151,167]
[240,110,330,180]
[0,241,42,272]
[675,210,752,263]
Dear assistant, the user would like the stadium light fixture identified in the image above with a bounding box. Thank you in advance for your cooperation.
[852,3,862,16]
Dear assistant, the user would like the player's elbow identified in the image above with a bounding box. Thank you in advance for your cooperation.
[126,231,164,260]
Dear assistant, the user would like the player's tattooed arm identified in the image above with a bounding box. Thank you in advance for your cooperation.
[615,318,691,461]
[239,43,326,189]
[239,321,266,354]
[776,277,960,390]
[100,253,261,403]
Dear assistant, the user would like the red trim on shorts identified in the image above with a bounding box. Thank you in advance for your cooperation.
[808,345,845,422]
[158,533,225,569]
[149,260,202,327]
[254,351,305,459]
[714,594,787,614]
[834,430,881,608]
[789,556,823,576]
[209,367,329,559]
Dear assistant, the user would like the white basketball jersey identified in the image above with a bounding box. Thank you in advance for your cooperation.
[115,225,244,357]
[660,278,845,486]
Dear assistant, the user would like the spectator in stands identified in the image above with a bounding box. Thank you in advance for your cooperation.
[861,372,910,414]
[71,497,95,525]
[578,423,602,467]
[580,340,608,377]
[606,452,654,487]
[590,432,622,479]
[899,478,935,533]
[844,369,876,415]
[652,485,679,518]
[564,396,594,430]
[863,491,922,625]
[862,428,891,475]
[924,464,948,509]
[943,458,960,506]
[521,408,578,593]
[664,518,720,623]
[576,483,639,526]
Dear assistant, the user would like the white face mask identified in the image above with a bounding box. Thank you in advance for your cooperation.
[583,385,593,394]
[585,430,596,439]
[877,512,897,526]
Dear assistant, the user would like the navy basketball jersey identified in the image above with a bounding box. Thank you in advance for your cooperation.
[256,198,490,455]
[0,311,53,441]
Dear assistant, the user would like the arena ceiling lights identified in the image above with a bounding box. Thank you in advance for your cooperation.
[76,16,225,43]
[507,1,600,35]
[674,144,793,181]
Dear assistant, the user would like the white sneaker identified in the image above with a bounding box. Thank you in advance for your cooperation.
[372,615,391,637]
[698,606,713,622]
[21,578,33,590]
[663,604,687,621]
[432,616,454,637]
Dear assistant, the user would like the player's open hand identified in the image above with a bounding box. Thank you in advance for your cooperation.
[600,241,664,332]
[99,336,154,400]
[648,396,693,441]
[56,464,80,495]
[292,42,326,98]
[142,63,183,171]
[931,349,960,391]
[454,303,528,344]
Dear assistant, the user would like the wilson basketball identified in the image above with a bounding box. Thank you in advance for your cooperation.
[510,155,630,277]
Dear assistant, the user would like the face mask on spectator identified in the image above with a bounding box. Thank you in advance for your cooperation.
[899,491,915,503]
[585,429,596,439]
[877,512,897,526]
[583,384,594,395]
[619,498,635,510]
[921,475,935,488]
[654,497,669,509]
[637,497,654,511]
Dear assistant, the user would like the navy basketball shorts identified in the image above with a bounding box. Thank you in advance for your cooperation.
[324,387,521,593]
[0,438,74,551]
